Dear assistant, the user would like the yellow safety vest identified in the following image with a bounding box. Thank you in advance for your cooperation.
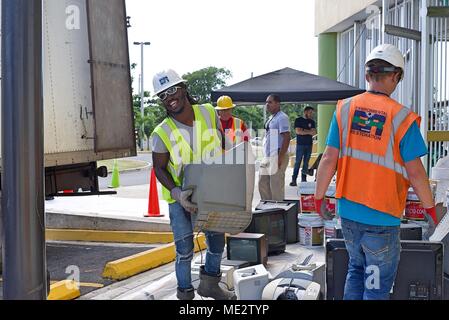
[152,104,222,203]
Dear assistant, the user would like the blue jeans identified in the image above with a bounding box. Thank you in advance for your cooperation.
[169,202,225,290]
[340,218,401,300]
[292,144,312,181]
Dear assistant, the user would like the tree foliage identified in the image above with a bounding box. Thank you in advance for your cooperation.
[131,63,316,150]
[183,67,232,104]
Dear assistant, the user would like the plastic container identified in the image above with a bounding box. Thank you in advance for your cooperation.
[298,213,324,247]
[325,184,337,216]
[324,218,338,240]
[298,182,316,213]
[233,264,270,300]
[405,188,425,221]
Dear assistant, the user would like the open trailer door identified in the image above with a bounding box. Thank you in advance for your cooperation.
[86,0,136,154]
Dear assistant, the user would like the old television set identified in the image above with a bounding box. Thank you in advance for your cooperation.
[326,239,444,300]
[256,200,299,244]
[226,233,268,267]
[245,208,287,255]
[183,142,256,235]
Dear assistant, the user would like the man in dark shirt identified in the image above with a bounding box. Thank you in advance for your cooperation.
[290,106,316,186]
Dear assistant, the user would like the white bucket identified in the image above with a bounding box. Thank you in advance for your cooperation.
[324,218,338,240]
[298,182,316,213]
[325,184,337,216]
[405,188,425,221]
[298,213,324,247]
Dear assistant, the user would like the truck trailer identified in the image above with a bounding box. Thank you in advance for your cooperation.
[2,0,136,197]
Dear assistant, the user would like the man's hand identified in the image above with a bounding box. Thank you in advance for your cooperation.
[171,187,198,214]
[314,198,333,221]
[424,207,439,239]
[278,154,284,169]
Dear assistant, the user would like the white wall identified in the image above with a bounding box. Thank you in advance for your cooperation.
[315,0,380,35]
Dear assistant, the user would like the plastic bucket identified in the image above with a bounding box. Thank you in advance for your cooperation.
[298,182,316,213]
[324,218,338,240]
[325,184,337,216]
[405,189,425,221]
[298,213,324,247]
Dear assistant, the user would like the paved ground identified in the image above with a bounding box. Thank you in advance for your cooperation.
[0,241,159,299]
[50,165,306,221]
[46,241,156,296]
[2,162,320,300]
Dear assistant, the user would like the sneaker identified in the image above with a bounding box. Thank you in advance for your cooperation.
[289,181,297,187]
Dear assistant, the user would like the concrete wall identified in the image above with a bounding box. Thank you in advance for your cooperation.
[315,0,380,35]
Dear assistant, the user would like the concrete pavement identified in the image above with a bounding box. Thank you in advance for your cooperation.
[46,166,304,231]
[43,165,323,300]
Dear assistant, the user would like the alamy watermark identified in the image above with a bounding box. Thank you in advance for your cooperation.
[66,5,80,30]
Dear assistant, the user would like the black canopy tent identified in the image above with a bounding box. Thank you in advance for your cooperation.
[211,67,365,104]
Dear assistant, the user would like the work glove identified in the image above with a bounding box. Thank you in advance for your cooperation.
[170,187,198,214]
[314,198,333,221]
[423,207,438,239]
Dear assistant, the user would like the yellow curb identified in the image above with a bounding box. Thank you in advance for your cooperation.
[102,234,207,281]
[47,280,81,300]
[46,229,174,244]
[50,281,104,289]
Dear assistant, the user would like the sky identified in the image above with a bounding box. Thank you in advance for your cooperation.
[125,0,318,95]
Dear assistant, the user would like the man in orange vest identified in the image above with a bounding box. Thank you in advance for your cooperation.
[215,95,250,146]
[314,44,439,300]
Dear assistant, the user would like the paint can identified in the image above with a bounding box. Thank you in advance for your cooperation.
[325,184,337,216]
[298,182,316,213]
[405,188,425,221]
[298,213,324,247]
[324,218,339,240]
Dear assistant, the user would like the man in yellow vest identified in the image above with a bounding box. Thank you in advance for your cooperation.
[315,44,439,300]
[151,69,235,300]
[215,95,250,146]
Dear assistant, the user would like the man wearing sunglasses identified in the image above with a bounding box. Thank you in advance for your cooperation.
[150,69,235,301]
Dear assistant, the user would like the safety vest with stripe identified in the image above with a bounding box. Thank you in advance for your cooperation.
[224,117,246,144]
[152,104,223,204]
[335,92,421,218]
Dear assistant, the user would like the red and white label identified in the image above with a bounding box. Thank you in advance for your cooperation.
[405,201,425,220]
[301,195,315,212]
[325,197,336,216]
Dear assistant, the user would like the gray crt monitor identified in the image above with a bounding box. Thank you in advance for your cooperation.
[182,142,256,234]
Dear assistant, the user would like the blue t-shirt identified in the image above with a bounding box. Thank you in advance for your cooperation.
[326,111,427,226]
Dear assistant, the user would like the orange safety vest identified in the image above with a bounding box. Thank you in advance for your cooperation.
[223,117,246,144]
[335,92,421,218]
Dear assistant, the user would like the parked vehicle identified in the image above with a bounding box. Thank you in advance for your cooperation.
[1,0,136,197]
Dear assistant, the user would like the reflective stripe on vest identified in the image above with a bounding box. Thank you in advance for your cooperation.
[226,117,244,144]
[153,104,222,203]
[339,98,411,180]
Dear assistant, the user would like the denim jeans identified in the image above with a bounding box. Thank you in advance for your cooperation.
[340,218,401,300]
[292,144,312,181]
[169,202,225,290]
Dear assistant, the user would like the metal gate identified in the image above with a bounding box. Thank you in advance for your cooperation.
[422,0,449,170]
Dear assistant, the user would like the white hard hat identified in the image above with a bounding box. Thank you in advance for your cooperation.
[152,69,187,96]
[365,44,405,80]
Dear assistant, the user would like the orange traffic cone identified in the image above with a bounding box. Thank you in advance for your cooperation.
[144,168,164,217]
